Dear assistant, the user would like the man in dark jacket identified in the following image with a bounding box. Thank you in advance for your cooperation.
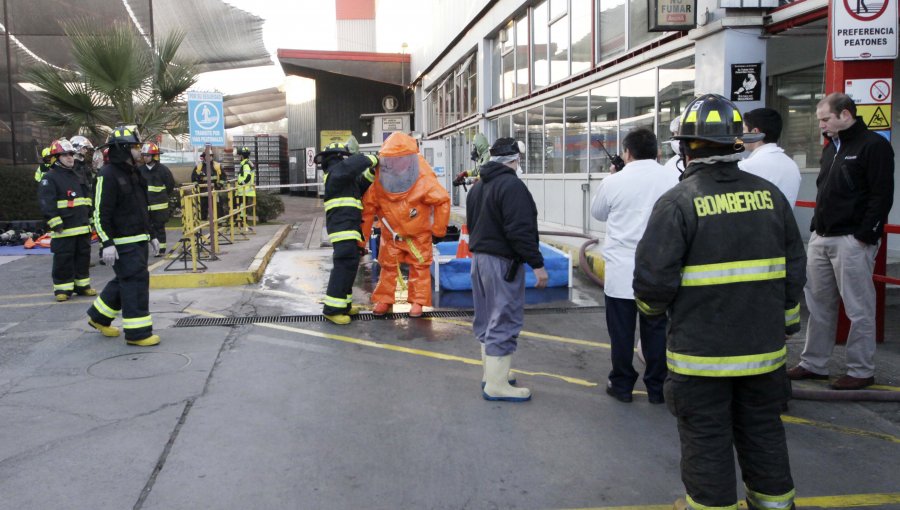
[787,92,895,390]
[634,95,805,510]
[38,139,96,301]
[87,127,160,347]
[139,142,176,256]
[466,137,548,403]
[317,142,379,325]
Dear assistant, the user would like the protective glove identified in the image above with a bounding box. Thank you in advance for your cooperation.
[150,238,160,256]
[101,245,119,266]
[452,171,469,187]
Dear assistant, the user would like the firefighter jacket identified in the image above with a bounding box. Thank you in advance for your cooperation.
[466,161,544,269]
[236,158,256,197]
[192,161,223,187]
[633,160,806,377]
[811,117,894,245]
[323,153,379,244]
[38,163,92,238]
[93,161,152,249]
[140,162,176,212]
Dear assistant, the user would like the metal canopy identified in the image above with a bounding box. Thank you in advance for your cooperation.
[277,49,410,87]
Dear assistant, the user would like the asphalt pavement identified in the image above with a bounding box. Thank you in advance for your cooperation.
[1,195,898,509]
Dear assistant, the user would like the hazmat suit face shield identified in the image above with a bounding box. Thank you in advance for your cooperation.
[379,153,419,193]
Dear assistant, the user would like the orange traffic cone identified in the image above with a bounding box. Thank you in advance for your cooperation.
[456,225,471,258]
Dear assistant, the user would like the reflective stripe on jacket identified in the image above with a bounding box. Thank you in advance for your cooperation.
[37,164,92,235]
[633,160,806,377]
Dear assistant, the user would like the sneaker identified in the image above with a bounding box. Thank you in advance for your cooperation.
[324,314,351,325]
[408,303,423,318]
[830,374,875,390]
[127,335,160,347]
[372,302,391,316]
[88,319,120,338]
[55,293,69,302]
[786,365,828,380]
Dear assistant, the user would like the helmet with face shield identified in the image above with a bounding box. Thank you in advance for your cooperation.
[378,132,421,193]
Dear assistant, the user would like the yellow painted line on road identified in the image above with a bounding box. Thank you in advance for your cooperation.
[0,292,51,300]
[0,300,85,308]
[184,307,597,387]
[427,317,610,349]
[781,414,900,444]
[566,492,900,509]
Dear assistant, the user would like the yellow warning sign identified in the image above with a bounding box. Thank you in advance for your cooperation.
[857,104,892,130]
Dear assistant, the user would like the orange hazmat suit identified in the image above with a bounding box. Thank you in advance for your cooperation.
[362,132,450,307]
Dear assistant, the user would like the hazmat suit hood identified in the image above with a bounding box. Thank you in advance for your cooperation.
[378,132,420,193]
[472,132,490,165]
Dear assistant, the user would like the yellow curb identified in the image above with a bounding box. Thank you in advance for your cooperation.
[149,224,291,289]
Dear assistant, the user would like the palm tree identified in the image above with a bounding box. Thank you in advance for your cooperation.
[24,19,197,143]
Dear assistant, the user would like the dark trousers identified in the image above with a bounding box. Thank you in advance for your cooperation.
[604,295,667,398]
[149,210,169,250]
[323,240,361,315]
[665,368,794,509]
[87,242,152,341]
[50,233,92,295]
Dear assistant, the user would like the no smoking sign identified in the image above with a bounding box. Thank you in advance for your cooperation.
[845,78,892,103]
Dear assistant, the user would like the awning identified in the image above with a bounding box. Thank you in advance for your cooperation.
[277,49,410,86]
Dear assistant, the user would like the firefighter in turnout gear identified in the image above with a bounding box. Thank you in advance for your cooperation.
[317,142,379,324]
[235,146,256,227]
[87,127,160,346]
[139,143,176,256]
[38,139,96,301]
[34,147,53,182]
[633,95,805,510]
[192,152,224,220]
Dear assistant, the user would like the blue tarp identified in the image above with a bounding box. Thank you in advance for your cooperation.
[431,241,569,291]
[0,245,51,256]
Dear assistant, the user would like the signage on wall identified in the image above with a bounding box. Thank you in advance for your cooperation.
[730,63,762,102]
[305,147,316,179]
[648,0,697,31]
[831,0,898,60]
[319,130,353,150]
[381,117,404,132]
[846,78,893,140]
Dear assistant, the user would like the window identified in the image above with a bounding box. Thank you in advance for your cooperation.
[515,16,530,96]
[657,56,695,161]
[532,1,550,89]
[424,51,479,133]
[513,111,528,170]
[565,93,589,173]
[571,0,592,74]
[619,69,656,141]
[526,106,544,174]
[590,82,619,172]
[629,0,654,48]
[769,65,825,169]
[550,16,570,83]
[501,23,515,101]
[498,115,511,138]
[598,0,626,61]
[545,100,565,173]
[466,54,478,114]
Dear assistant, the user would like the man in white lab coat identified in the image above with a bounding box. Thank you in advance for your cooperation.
[591,128,680,403]
[738,108,802,209]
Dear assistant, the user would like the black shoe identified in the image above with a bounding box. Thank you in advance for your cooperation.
[648,394,665,405]
[605,385,632,403]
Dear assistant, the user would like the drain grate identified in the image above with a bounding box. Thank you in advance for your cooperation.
[173,305,603,328]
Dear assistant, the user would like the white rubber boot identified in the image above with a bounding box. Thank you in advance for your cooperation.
[483,355,530,402]
[481,344,516,388]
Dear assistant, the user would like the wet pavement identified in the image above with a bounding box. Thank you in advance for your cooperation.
[0,196,899,509]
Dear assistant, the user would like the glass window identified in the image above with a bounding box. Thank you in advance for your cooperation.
[499,115,511,138]
[619,69,656,142]
[532,1,549,90]
[467,54,478,115]
[571,0,592,75]
[565,93,589,173]
[490,118,499,138]
[513,111,527,170]
[491,33,502,106]
[657,56,695,161]
[629,0,654,48]
[456,68,466,119]
[550,0,568,19]
[550,17,570,83]
[590,82,619,172]
[545,100,565,173]
[769,65,825,170]
[598,0,626,62]
[515,16,530,96]
[526,106,544,174]
[502,49,516,102]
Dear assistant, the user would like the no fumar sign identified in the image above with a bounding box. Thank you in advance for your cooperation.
[832,0,898,60]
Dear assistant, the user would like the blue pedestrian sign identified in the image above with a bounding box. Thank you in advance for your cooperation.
[187,91,225,147]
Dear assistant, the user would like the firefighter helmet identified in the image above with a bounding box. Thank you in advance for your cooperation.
[314,142,351,165]
[70,135,94,151]
[41,147,52,160]
[49,138,76,156]
[141,142,160,155]
[102,126,141,148]
[674,94,763,146]
[238,146,252,158]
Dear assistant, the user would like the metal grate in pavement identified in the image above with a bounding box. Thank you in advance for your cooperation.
[173,305,603,328]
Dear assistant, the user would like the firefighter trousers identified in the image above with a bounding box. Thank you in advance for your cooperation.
[50,233,92,295]
[323,240,360,315]
[87,242,153,341]
[149,210,169,252]
[665,367,795,509]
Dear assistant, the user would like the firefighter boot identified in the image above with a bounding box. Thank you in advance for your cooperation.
[76,287,97,296]
[127,335,160,347]
[672,498,688,510]
[483,355,530,402]
[88,319,120,338]
[55,293,70,302]
[324,314,351,325]
[481,344,516,389]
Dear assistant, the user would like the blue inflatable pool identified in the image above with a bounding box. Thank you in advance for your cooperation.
[430,241,571,291]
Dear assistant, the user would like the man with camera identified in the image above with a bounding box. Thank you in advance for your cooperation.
[466,137,548,403]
